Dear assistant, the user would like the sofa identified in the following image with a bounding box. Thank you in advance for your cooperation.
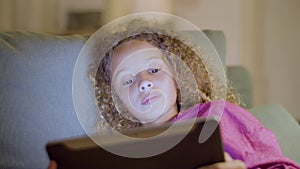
[0,30,299,169]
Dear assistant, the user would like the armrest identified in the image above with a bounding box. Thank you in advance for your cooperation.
[249,104,300,164]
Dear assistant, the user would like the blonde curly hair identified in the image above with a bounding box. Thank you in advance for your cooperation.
[92,31,241,132]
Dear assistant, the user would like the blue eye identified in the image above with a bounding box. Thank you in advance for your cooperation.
[148,68,161,74]
[122,77,136,86]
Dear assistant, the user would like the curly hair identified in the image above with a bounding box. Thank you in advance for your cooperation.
[93,32,240,132]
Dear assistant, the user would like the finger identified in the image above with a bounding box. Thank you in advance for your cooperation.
[225,160,246,169]
[47,161,58,169]
[224,152,233,162]
[198,160,246,169]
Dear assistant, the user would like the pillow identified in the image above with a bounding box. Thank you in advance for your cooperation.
[0,32,87,169]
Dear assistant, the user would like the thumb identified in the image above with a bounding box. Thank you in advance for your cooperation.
[224,152,233,162]
[47,161,57,169]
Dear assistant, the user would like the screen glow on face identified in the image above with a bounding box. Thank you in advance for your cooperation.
[111,41,178,124]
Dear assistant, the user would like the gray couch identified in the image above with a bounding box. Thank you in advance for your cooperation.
[0,31,299,169]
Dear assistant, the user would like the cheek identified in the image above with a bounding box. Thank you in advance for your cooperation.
[116,85,139,111]
[158,74,177,99]
[116,88,130,105]
[127,84,139,104]
[128,86,135,101]
[168,80,178,101]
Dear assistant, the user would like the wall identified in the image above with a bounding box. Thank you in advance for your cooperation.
[172,0,300,120]
[263,0,300,119]
[0,0,105,33]
[172,0,242,65]
[0,0,299,119]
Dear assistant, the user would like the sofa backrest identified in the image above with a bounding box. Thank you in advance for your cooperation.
[0,30,252,169]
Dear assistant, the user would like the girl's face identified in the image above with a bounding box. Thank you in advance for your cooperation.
[110,40,178,124]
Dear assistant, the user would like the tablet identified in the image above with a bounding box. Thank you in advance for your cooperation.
[46,118,224,169]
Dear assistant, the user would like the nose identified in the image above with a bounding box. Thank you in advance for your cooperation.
[139,80,153,92]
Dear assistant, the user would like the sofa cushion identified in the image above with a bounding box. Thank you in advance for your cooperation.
[0,32,87,169]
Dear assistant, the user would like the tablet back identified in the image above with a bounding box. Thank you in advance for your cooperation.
[46,118,224,169]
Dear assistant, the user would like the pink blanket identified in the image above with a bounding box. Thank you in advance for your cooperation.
[170,101,300,169]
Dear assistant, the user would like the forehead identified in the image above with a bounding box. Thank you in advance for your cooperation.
[111,40,163,72]
[112,40,156,62]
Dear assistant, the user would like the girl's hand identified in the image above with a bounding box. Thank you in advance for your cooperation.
[47,161,57,169]
[198,153,246,169]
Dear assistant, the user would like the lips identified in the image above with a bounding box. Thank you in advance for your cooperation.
[141,94,160,105]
